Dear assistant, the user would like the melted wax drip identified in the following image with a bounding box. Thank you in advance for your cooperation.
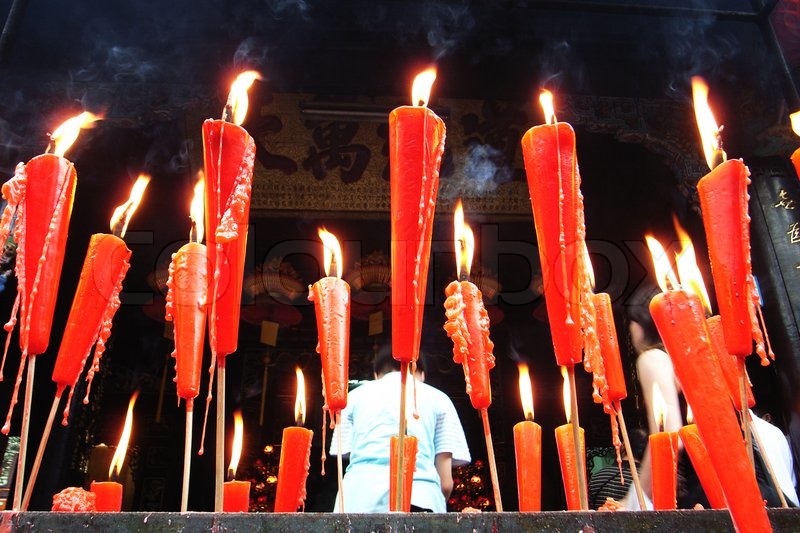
[0,164,26,382]
[443,282,471,394]
[216,138,254,243]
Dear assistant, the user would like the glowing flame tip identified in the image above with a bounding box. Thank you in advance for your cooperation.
[109,174,150,238]
[226,70,261,126]
[539,90,556,125]
[411,67,437,107]
[318,228,343,278]
[691,76,726,169]
[50,111,100,157]
[517,363,534,421]
[109,391,139,479]
[791,110,800,137]
[190,174,205,243]
[229,410,244,477]
[294,367,307,426]
[652,382,667,432]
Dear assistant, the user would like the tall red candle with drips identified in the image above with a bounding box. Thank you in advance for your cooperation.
[390,68,445,365]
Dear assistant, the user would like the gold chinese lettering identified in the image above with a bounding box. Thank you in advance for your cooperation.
[774,189,796,210]
[788,222,800,244]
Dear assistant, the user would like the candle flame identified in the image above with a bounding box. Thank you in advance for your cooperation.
[645,234,679,293]
[319,228,343,278]
[517,363,535,422]
[411,67,437,107]
[109,174,151,238]
[691,76,726,170]
[652,382,667,433]
[226,70,261,126]
[686,404,694,425]
[673,217,712,314]
[190,173,205,243]
[49,111,99,157]
[453,200,474,279]
[294,367,307,426]
[109,390,139,480]
[791,110,800,137]
[561,365,571,424]
[229,409,244,477]
[539,90,556,125]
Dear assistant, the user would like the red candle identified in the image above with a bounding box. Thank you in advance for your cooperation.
[390,67,445,365]
[443,203,495,409]
[308,229,350,415]
[166,178,208,411]
[520,92,584,367]
[513,363,541,512]
[707,315,754,410]
[679,422,727,509]
[649,383,678,510]
[554,368,586,511]
[789,111,800,178]
[274,368,314,512]
[203,71,258,358]
[222,410,251,512]
[90,481,122,512]
[91,391,138,512]
[591,293,626,403]
[389,434,418,512]
[692,78,772,364]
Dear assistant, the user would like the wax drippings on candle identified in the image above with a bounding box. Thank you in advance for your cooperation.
[80,254,130,411]
[320,407,328,477]
[0,295,20,381]
[216,139,254,243]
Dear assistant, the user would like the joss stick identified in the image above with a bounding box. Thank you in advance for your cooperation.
[567,365,588,510]
[479,408,503,511]
[336,411,344,512]
[12,356,35,510]
[181,403,193,512]
[214,361,226,512]
[20,393,60,511]
[394,361,408,512]
[155,351,169,424]
[259,348,269,426]
[737,359,754,466]
[749,419,788,508]
[615,399,646,510]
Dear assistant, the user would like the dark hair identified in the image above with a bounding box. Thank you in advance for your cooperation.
[373,342,426,376]
[623,282,663,349]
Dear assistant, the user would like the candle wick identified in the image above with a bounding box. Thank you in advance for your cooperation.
[525,413,534,423]
[110,465,120,483]
[222,103,235,123]
[226,468,235,482]
[189,217,197,243]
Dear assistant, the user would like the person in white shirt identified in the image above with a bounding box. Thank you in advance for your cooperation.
[329,345,471,512]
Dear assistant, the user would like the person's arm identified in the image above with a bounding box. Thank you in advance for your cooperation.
[435,452,454,498]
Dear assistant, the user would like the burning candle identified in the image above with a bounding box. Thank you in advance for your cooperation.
[646,235,770,532]
[389,433,418,512]
[443,201,495,410]
[679,406,726,509]
[165,176,207,512]
[274,368,313,512]
[648,382,678,510]
[554,367,586,511]
[513,363,542,512]
[390,67,445,366]
[692,77,772,365]
[308,229,350,418]
[707,315,755,411]
[91,391,138,512]
[788,111,800,178]
[222,410,250,512]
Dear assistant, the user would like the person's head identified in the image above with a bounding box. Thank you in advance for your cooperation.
[624,283,663,354]
[373,342,425,380]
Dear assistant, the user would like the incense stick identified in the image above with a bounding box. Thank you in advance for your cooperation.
[394,362,408,512]
[480,408,503,511]
[155,352,169,424]
[336,411,344,512]
[567,365,588,510]
[615,400,646,510]
[12,356,35,511]
[259,349,269,427]
[214,361,226,512]
[181,403,193,512]
[21,393,61,511]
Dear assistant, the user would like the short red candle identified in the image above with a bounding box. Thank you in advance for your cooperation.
[389,434,418,512]
[222,480,251,512]
[554,423,585,510]
[389,97,445,365]
[513,420,542,511]
[649,430,678,510]
[90,480,122,512]
[273,426,313,512]
[679,423,726,509]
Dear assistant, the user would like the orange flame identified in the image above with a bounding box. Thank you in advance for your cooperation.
[518,363,535,422]
[453,200,475,279]
[561,365,571,424]
[686,404,694,425]
[791,110,800,137]
[109,391,139,479]
[673,218,712,314]
[539,90,556,126]
[691,76,726,170]
[190,173,205,243]
[319,228,343,278]
[49,111,99,157]
[652,382,667,433]
[294,367,307,426]
[226,70,261,126]
[109,174,150,238]
[411,67,437,107]
[645,234,679,293]
[229,409,244,477]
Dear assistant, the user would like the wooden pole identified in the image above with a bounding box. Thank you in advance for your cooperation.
[394,362,408,512]
[479,408,503,511]
[567,365,588,510]
[155,352,169,424]
[615,400,646,510]
[214,360,226,512]
[20,393,60,511]
[258,349,269,427]
[336,411,344,512]
[12,356,35,511]
[181,402,194,512]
